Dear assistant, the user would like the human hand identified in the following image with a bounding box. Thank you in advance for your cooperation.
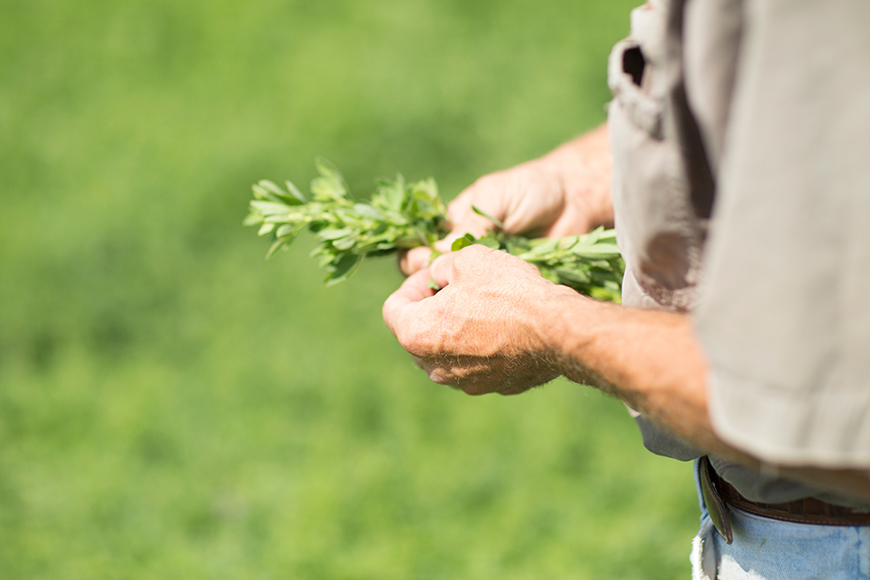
[384,244,577,395]
[401,125,613,275]
[400,160,570,275]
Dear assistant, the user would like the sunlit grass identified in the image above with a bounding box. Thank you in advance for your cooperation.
[0,1,697,578]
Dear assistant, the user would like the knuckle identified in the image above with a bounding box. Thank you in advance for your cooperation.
[447,194,473,220]
[458,244,490,260]
[429,370,454,385]
[460,383,489,396]
[400,329,437,358]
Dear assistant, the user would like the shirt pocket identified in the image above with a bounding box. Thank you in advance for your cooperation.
[607,36,704,310]
[607,38,664,140]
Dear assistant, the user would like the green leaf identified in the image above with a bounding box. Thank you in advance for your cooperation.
[524,237,560,257]
[473,233,501,249]
[243,213,264,227]
[318,228,353,240]
[570,244,621,257]
[276,224,301,239]
[258,180,287,199]
[285,180,307,203]
[374,175,405,211]
[554,267,591,284]
[317,229,353,242]
[471,206,504,230]
[326,253,362,286]
[316,250,336,268]
[332,236,356,251]
[503,235,531,255]
[311,158,348,201]
[251,184,271,201]
[250,200,292,216]
[265,238,287,259]
[254,180,303,206]
[583,226,604,244]
[353,203,384,221]
[537,266,561,284]
[451,234,475,251]
[596,228,618,243]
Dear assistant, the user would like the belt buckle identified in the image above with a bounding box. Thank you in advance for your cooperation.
[700,456,733,544]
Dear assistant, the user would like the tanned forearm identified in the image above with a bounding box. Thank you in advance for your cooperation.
[541,290,870,501]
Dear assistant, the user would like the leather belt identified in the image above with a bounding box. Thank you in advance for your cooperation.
[699,456,870,545]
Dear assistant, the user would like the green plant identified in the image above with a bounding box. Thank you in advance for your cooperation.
[245,161,624,301]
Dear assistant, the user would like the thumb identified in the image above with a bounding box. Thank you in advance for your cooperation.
[434,209,499,255]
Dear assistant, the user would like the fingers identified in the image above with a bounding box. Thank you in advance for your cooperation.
[413,353,556,395]
[427,245,482,290]
[399,227,495,278]
[446,179,507,236]
[385,247,481,343]
[382,267,436,336]
[399,246,433,275]
[399,174,514,277]
[398,205,495,277]
[543,195,596,238]
[446,208,496,239]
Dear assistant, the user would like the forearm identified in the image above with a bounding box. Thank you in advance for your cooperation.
[542,290,870,501]
[544,293,715,450]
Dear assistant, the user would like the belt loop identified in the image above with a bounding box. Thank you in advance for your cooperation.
[700,456,733,544]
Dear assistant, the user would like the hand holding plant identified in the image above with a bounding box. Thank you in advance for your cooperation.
[244,160,624,302]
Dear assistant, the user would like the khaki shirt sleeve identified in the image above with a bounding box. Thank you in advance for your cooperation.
[693,0,870,467]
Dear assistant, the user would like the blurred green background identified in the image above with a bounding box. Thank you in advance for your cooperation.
[0,1,698,578]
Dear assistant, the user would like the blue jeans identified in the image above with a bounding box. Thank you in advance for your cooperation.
[691,459,870,580]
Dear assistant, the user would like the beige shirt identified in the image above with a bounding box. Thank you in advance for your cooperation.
[608,0,870,506]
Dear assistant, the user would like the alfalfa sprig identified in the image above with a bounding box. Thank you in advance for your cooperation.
[244,159,449,286]
[245,161,624,301]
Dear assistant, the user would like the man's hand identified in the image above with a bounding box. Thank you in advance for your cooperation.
[384,245,577,395]
[401,125,613,275]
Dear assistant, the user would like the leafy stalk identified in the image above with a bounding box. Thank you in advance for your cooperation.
[245,161,624,301]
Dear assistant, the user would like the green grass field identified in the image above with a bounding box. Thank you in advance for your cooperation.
[0,1,699,578]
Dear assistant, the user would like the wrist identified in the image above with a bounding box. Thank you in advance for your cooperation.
[535,287,619,388]
[528,283,594,375]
